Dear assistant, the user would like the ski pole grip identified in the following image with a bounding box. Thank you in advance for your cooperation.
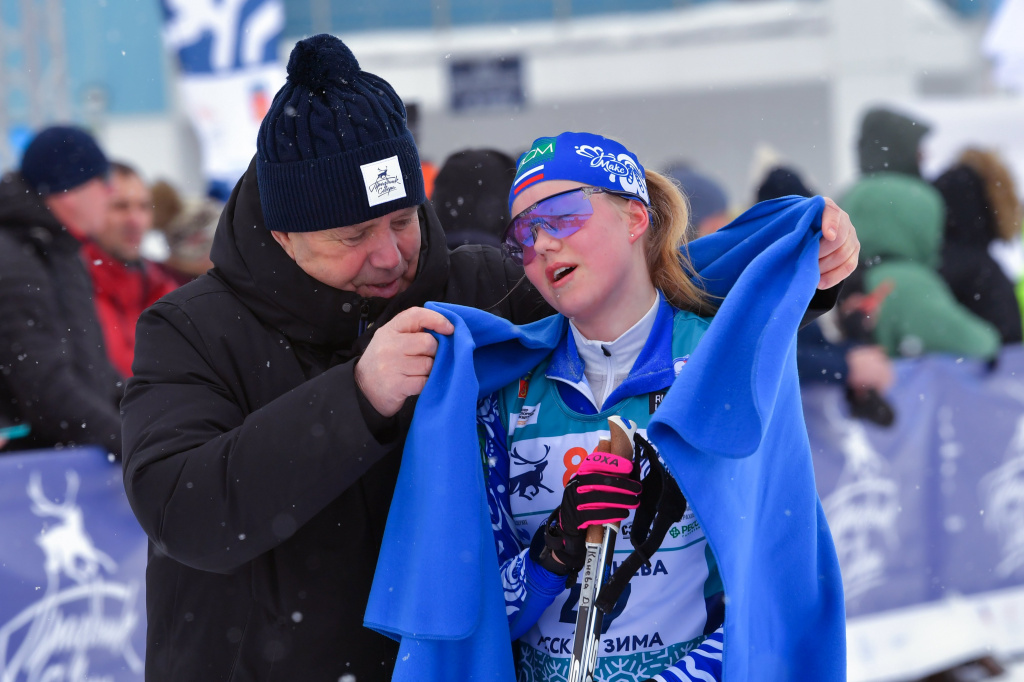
[584,418,635,544]
[589,436,610,540]
[586,437,614,545]
[585,524,605,543]
[608,420,633,460]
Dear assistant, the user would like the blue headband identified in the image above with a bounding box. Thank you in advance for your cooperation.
[509,132,649,214]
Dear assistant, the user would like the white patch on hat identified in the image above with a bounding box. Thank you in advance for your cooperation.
[360,156,407,207]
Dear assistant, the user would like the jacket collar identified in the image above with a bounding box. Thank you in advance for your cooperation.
[546,294,677,404]
[0,172,81,255]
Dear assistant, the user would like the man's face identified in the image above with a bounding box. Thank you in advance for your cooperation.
[97,172,153,262]
[271,206,422,298]
[44,177,112,240]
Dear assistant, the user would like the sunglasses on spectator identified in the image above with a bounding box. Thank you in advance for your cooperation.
[503,186,638,266]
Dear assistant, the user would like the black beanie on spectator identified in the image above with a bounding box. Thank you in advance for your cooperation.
[256,34,425,233]
[432,149,517,248]
[857,107,930,177]
[664,165,727,227]
[20,125,109,196]
[757,166,815,202]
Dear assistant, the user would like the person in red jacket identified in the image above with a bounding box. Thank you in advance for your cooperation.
[84,162,178,377]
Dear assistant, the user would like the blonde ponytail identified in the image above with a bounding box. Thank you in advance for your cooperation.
[643,170,715,314]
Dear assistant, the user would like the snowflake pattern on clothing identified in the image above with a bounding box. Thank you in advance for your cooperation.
[517,638,702,682]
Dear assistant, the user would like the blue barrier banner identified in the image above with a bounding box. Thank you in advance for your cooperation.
[0,448,147,681]
[1,350,1022,680]
[806,346,1024,620]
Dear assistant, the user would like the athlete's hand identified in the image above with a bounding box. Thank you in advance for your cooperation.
[818,197,860,290]
[560,450,642,532]
[354,307,454,417]
[535,449,641,576]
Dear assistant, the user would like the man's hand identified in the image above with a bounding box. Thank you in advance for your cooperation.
[818,197,860,290]
[354,307,454,418]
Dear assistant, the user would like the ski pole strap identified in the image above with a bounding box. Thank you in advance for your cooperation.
[531,510,584,588]
[595,433,687,614]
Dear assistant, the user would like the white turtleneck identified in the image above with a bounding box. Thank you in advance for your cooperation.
[568,294,660,411]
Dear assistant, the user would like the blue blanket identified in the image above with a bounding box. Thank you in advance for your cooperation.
[364,196,846,680]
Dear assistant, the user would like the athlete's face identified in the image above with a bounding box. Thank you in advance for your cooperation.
[510,181,655,341]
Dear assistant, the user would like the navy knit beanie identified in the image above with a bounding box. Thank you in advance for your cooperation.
[665,165,728,227]
[756,166,814,202]
[257,34,425,232]
[20,125,109,196]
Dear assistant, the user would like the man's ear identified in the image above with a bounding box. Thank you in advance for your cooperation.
[270,230,296,260]
[626,199,650,244]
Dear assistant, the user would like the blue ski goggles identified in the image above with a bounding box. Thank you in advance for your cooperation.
[502,186,637,266]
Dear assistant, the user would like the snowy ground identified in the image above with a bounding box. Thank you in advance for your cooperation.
[847,586,1024,682]
[1003,660,1024,681]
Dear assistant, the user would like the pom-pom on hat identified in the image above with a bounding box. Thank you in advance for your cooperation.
[509,132,648,215]
[256,34,425,232]
[20,125,109,196]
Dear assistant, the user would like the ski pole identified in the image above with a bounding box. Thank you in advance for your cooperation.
[568,415,637,682]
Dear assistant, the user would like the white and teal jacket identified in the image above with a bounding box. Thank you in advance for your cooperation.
[479,295,725,682]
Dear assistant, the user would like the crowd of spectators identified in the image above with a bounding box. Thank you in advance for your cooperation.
[0,126,216,455]
[1,105,1021,452]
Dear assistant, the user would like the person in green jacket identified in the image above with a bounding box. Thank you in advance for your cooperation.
[842,106,1000,361]
[843,171,1000,359]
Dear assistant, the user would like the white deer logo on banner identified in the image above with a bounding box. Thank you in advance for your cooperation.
[0,471,142,682]
[821,396,901,601]
[980,415,1024,578]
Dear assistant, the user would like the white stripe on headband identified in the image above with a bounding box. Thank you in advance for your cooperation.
[513,164,544,187]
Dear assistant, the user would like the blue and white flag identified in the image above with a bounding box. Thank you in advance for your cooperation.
[984,0,1024,92]
[0,448,148,681]
[160,0,286,198]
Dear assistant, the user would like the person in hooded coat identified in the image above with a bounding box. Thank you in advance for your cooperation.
[934,148,1023,345]
[120,35,548,682]
[0,126,123,455]
[843,172,1000,359]
[120,34,859,682]
[842,107,1000,360]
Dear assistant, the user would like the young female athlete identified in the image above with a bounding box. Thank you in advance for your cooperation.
[477,132,850,682]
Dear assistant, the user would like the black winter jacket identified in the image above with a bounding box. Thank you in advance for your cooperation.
[935,164,1022,345]
[121,161,549,681]
[0,172,123,453]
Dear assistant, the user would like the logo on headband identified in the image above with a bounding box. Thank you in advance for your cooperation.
[575,145,648,204]
[518,139,556,171]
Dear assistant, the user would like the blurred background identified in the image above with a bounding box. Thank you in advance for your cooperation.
[0,0,1019,204]
[1,1,1024,681]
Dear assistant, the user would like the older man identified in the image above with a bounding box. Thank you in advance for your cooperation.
[121,34,858,681]
[0,126,123,455]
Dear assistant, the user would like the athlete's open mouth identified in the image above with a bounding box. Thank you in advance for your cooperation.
[553,266,576,282]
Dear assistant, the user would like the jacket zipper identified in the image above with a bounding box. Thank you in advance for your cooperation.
[358,301,370,336]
